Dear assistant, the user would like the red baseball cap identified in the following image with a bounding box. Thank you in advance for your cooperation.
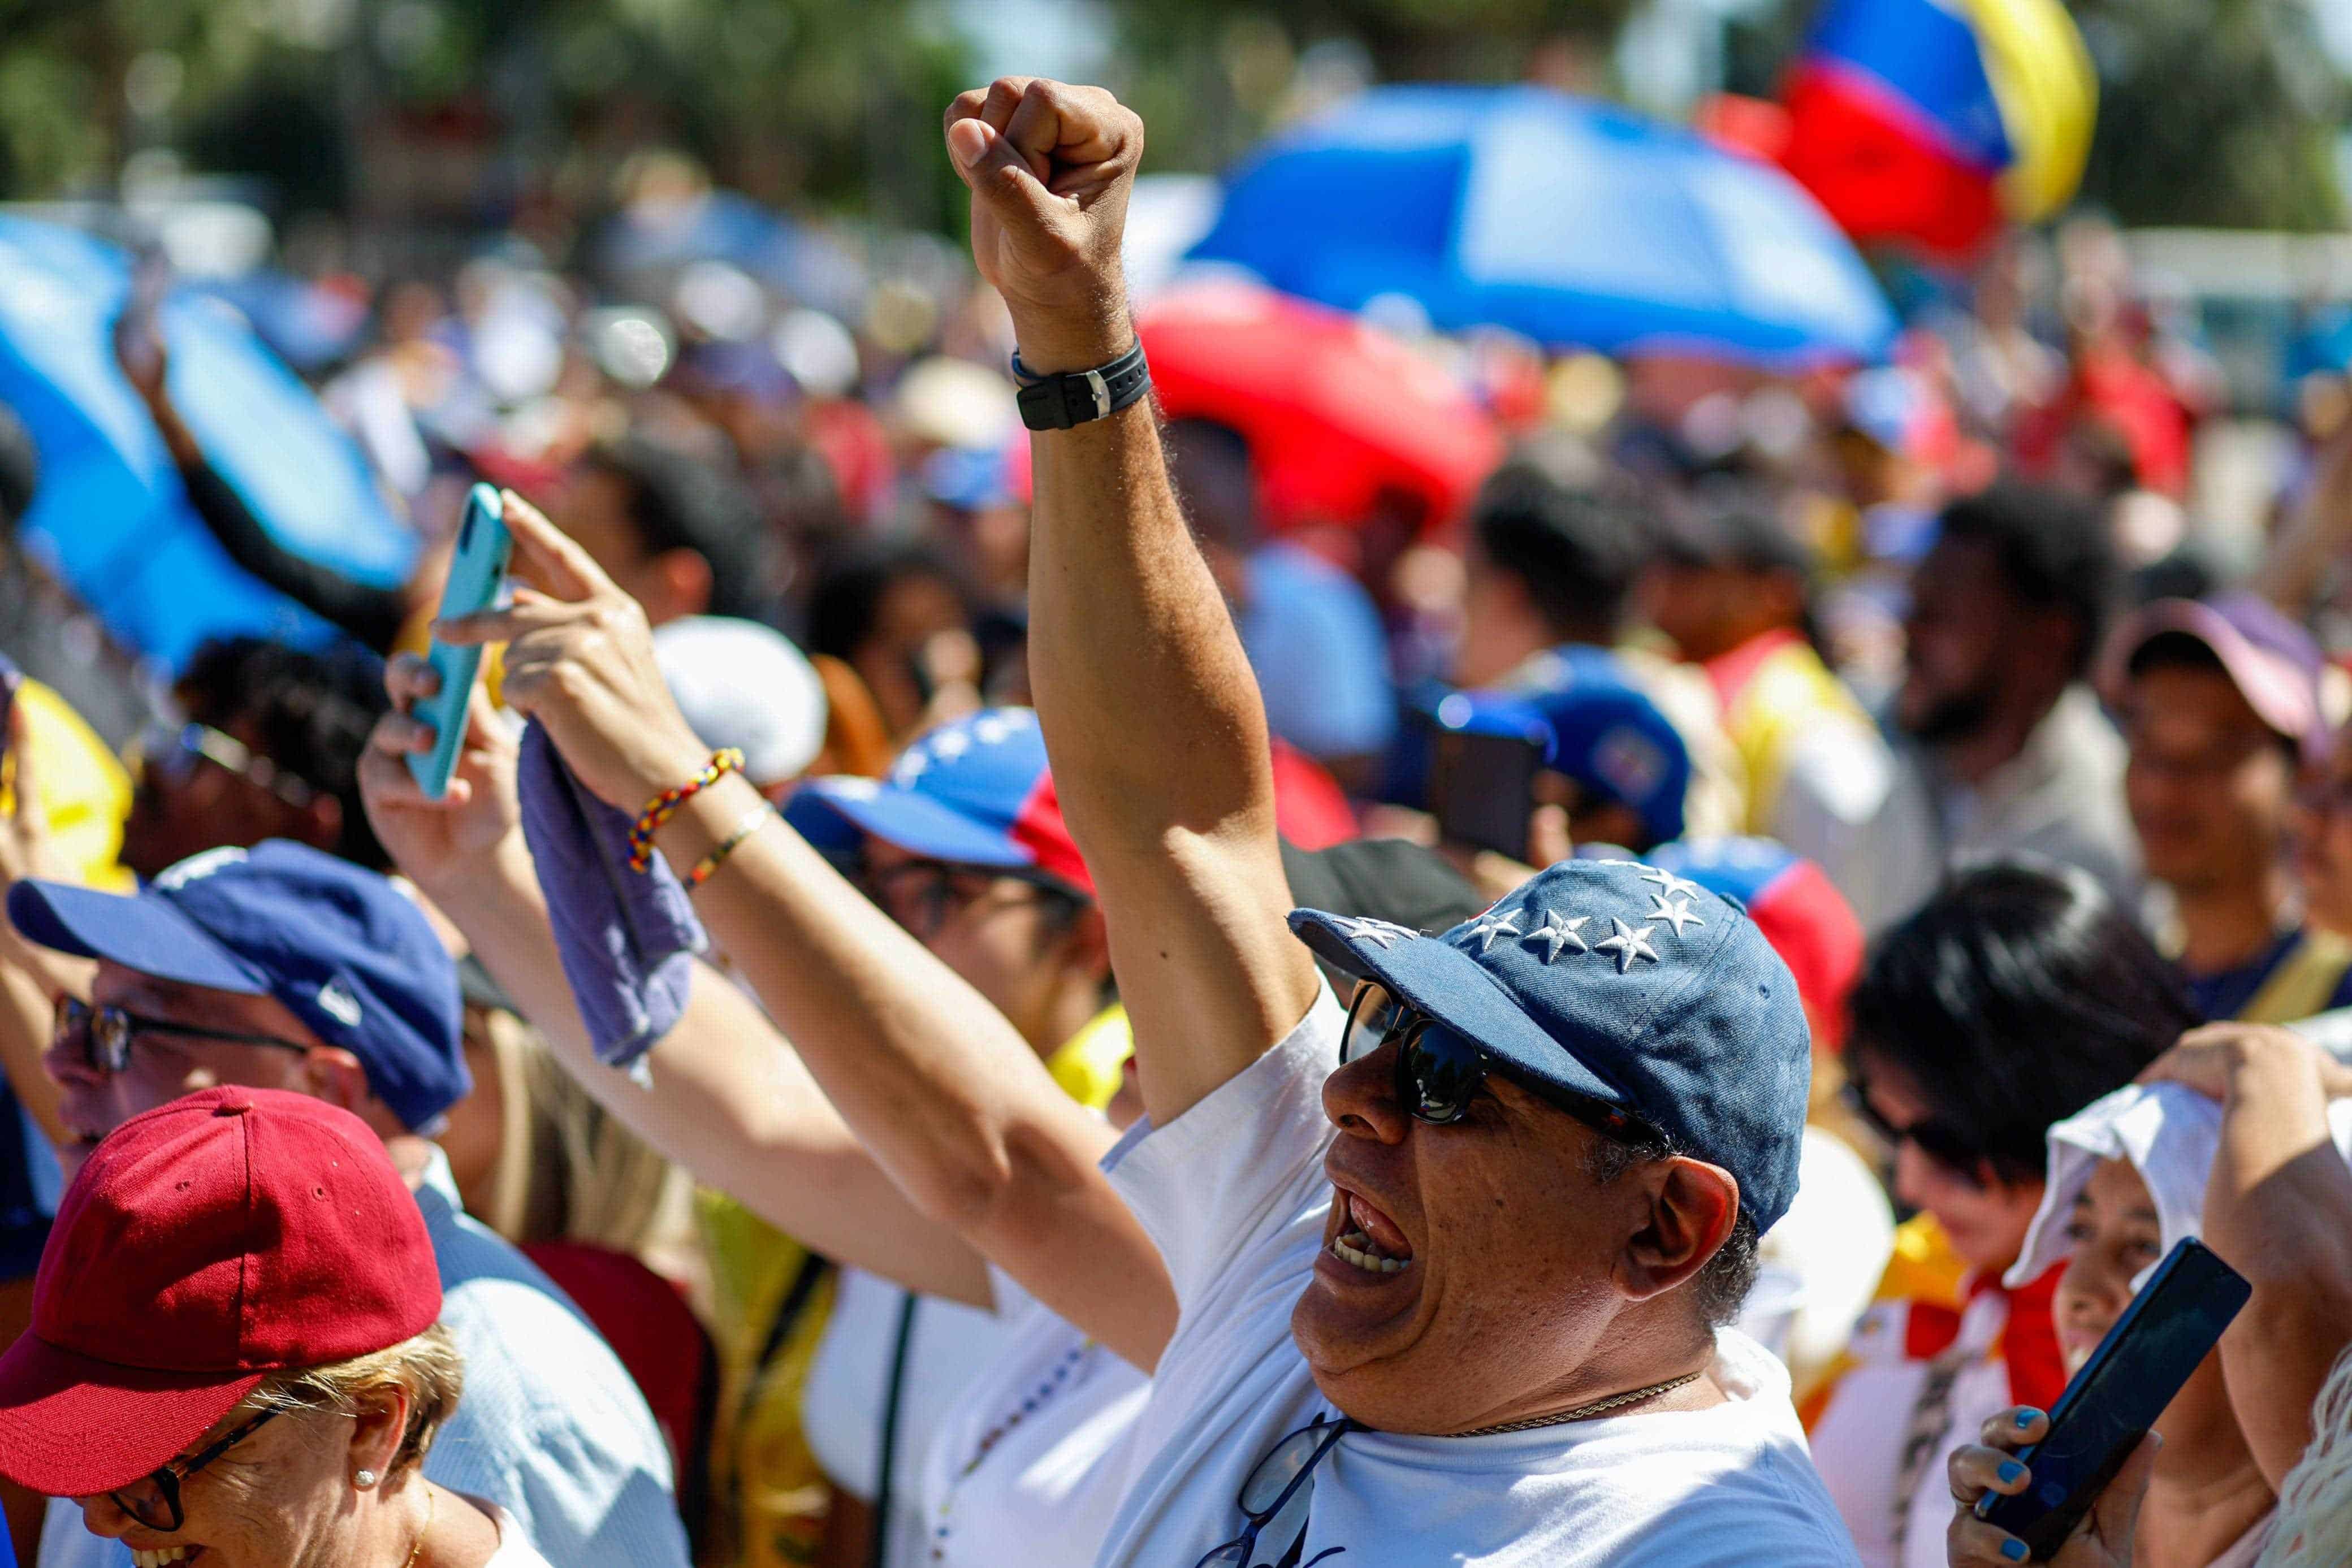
[0,1088,442,1496]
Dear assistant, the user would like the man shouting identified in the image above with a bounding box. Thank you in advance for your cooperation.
[944,77,1859,1566]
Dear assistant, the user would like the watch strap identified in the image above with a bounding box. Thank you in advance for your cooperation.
[1011,340,1152,431]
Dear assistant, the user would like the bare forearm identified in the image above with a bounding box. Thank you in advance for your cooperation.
[413,831,995,1305]
[655,777,1174,1367]
[2209,1045,2352,1485]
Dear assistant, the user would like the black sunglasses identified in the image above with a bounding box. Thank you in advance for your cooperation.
[1192,1413,1360,1568]
[111,1408,279,1532]
[855,856,1082,939]
[1839,1077,1990,1189]
[1340,982,1658,1146]
[54,997,315,1077]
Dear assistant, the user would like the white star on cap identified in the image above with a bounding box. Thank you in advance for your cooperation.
[1326,915,1413,949]
[1638,865,1706,902]
[1522,911,1590,963]
[1458,912,1522,953]
[1644,894,1705,938]
[1594,919,1661,972]
[931,729,972,760]
[971,714,1013,746]
[892,751,931,784]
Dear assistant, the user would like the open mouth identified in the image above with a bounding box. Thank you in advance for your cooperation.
[1328,1189,1415,1275]
[131,1548,198,1567]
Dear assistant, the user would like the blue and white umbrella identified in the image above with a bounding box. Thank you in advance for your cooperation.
[0,216,413,668]
[1188,85,1898,367]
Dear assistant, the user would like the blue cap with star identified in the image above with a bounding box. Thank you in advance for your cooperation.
[1290,856,1811,1231]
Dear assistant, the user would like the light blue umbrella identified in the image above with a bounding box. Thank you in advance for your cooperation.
[1188,85,1898,367]
[0,216,414,669]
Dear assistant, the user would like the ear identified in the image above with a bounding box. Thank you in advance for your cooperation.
[1614,1156,1740,1303]
[301,1047,374,1117]
[1056,901,1114,989]
[654,547,714,620]
[343,1380,413,1489]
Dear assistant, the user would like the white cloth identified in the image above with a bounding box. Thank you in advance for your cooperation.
[1092,986,1861,1568]
[40,1149,686,1568]
[469,1496,558,1568]
[917,1125,1155,1568]
[2008,1081,2352,1291]
[802,1268,1017,1568]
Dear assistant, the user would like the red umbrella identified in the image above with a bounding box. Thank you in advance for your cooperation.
[1137,280,1503,535]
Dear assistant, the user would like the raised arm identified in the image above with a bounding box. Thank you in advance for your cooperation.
[396,497,1174,1368]
[946,79,1319,1125]
[2142,1024,2352,1487]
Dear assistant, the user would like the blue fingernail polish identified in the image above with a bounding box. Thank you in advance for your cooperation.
[1998,1461,2026,1485]
[2015,1409,2040,1428]
[2001,1539,2028,1562]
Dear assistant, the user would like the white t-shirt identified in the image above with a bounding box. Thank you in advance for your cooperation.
[1093,986,1864,1568]
[469,1495,557,1567]
[801,1266,1018,1568]
[917,1121,1157,1568]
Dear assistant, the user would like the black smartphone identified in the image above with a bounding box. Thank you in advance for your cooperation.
[1974,1237,2251,1559]
[1424,714,1550,863]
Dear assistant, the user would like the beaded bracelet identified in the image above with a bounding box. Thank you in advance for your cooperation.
[627,748,745,873]
[686,805,772,890]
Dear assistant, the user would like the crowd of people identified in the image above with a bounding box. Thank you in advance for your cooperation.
[1,71,2351,1568]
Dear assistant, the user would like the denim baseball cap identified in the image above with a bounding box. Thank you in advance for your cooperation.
[784,708,1093,895]
[7,841,468,1131]
[1290,856,1811,1229]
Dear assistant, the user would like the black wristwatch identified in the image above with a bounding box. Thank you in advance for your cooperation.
[1010,340,1152,431]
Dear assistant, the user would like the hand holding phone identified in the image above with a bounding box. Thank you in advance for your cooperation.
[408,484,512,798]
[1421,703,1551,864]
[1967,1238,2249,1561]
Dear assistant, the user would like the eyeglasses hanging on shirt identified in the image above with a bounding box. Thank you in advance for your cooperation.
[1192,1413,1360,1568]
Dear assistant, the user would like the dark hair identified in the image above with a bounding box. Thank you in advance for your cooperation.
[1586,1132,1761,1328]
[803,539,972,666]
[583,435,776,622]
[1845,861,2197,1185]
[177,638,392,870]
[1470,450,1654,643]
[1936,482,2117,682]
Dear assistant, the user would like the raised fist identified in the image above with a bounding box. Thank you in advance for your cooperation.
[944,77,1143,373]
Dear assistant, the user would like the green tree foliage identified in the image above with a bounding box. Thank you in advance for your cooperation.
[0,0,972,231]
[2072,0,2344,230]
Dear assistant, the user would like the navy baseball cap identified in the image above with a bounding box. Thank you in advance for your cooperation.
[7,841,468,1132]
[784,708,1093,895]
[1429,647,1691,847]
[1290,856,1811,1230]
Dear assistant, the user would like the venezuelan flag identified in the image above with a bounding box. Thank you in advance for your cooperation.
[1776,0,2095,257]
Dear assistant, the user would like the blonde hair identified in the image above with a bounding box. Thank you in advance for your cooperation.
[2262,1344,2352,1567]
[245,1323,465,1478]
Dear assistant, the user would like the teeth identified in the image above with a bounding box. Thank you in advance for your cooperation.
[132,1550,188,1566]
[1330,1231,1409,1274]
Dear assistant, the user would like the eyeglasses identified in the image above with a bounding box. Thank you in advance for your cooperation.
[1839,1077,1990,1189]
[111,1408,279,1532]
[54,997,315,1077]
[1340,982,1659,1145]
[132,722,319,810]
[1192,1413,1360,1568]
[857,856,1079,941]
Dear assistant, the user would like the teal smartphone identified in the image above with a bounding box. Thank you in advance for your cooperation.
[407,483,512,798]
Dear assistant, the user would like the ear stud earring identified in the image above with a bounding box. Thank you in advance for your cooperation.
[355,1469,378,1488]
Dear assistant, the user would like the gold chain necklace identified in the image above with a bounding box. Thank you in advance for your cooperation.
[402,1486,436,1568]
[1455,1369,1706,1437]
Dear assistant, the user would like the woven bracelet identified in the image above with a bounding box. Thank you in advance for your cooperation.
[627,748,745,873]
